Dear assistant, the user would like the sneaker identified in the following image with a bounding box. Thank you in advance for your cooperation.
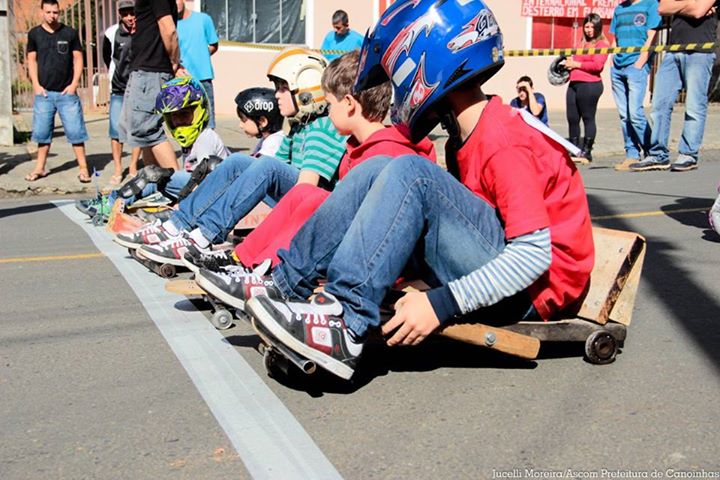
[195,259,275,310]
[246,292,363,380]
[137,233,208,267]
[628,156,671,172]
[114,220,176,249]
[182,248,239,274]
[709,192,720,236]
[670,154,698,172]
[614,158,638,171]
[75,196,101,217]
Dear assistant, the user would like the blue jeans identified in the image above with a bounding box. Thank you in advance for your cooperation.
[170,153,299,243]
[274,156,515,336]
[200,80,215,129]
[108,93,124,140]
[648,52,716,162]
[611,64,651,159]
[31,91,89,144]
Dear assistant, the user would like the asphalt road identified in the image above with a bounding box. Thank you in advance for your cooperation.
[1,158,719,480]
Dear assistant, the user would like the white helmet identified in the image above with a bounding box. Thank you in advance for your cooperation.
[267,47,328,123]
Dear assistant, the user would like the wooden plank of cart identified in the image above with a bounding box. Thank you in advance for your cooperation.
[435,227,646,364]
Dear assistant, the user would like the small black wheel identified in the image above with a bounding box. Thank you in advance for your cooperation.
[91,214,106,226]
[264,349,281,378]
[158,263,177,278]
[211,309,233,330]
[585,330,619,365]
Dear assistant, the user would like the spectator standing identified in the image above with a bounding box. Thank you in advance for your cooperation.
[103,0,141,184]
[630,0,718,172]
[562,13,610,163]
[609,0,662,171]
[510,76,549,125]
[26,0,91,183]
[320,10,364,62]
[176,0,219,128]
[118,0,183,170]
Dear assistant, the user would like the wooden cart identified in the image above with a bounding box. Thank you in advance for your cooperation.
[437,227,646,364]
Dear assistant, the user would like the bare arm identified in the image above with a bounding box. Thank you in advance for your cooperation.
[209,43,218,55]
[296,170,321,186]
[27,52,46,96]
[526,90,543,117]
[659,0,716,18]
[157,14,181,72]
[634,29,658,68]
[62,50,84,95]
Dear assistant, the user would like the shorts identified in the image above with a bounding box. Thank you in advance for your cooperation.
[108,93,124,140]
[31,91,89,145]
[117,70,173,148]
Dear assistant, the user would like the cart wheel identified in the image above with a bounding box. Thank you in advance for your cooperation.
[264,349,282,378]
[211,309,233,330]
[92,214,106,226]
[584,330,618,365]
[158,263,177,278]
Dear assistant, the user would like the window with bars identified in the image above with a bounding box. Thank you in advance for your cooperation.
[202,0,306,44]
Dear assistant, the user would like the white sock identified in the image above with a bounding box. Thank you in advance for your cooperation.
[189,228,211,249]
[162,220,181,237]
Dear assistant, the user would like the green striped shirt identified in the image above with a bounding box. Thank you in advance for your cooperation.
[275,116,347,182]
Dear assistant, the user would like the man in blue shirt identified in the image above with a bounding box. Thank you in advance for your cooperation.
[510,76,549,125]
[177,0,219,128]
[320,10,364,62]
[609,0,662,171]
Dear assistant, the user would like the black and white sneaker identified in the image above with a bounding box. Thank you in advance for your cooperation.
[195,259,275,310]
[182,248,239,274]
[246,292,363,380]
[137,234,209,267]
[114,220,177,249]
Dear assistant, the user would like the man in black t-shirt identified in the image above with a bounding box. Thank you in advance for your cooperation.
[26,0,91,183]
[117,0,183,171]
[633,0,718,172]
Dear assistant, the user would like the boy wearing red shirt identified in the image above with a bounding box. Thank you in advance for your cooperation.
[246,1,594,380]
[192,51,436,307]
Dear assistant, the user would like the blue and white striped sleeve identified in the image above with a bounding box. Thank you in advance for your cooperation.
[427,228,552,323]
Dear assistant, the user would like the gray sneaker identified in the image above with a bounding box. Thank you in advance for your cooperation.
[629,156,671,172]
[670,154,698,172]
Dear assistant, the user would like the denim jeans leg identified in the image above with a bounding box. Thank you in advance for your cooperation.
[678,52,715,160]
[194,155,300,242]
[610,66,639,159]
[171,153,255,232]
[201,80,215,129]
[322,156,506,337]
[627,65,651,154]
[30,94,56,144]
[273,156,394,299]
[648,54,682,161]
[56,93,89,144]
[162,171,192,200]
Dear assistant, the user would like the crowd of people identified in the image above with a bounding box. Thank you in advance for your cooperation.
[22,0,720,380]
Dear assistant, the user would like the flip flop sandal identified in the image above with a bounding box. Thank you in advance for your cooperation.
[109,175,123,186]
[78,172,92,183]
[25,171,48,182]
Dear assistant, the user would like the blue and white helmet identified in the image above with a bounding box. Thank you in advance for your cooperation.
[355,0,504,142]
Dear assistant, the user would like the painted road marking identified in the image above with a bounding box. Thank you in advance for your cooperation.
[54,201,342,480]
[0,253,104,264]
[591,207,708,221]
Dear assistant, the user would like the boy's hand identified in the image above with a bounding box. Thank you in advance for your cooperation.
[516,80,533,93]
[382,291,440,346]
[33,84,47,97]
[61,82,78,95]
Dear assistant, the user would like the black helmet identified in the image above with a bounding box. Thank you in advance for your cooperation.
[234,87,283,137]
[548,55,570,86]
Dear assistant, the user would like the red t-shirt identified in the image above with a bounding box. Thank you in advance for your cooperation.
[455,96,594,320]
[235,126,436,267]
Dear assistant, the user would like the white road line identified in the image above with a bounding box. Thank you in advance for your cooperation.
[54,201,342,480]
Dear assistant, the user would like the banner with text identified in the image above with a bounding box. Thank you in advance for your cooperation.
[520,0,622,19]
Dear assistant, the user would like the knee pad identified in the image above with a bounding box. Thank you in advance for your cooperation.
[119,165,175,199]
[176,155,224,201]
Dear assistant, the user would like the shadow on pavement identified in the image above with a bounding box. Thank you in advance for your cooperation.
[588,193,720,375]
[0,202,57,219]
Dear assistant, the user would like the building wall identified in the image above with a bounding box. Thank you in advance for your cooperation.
[206,0,624,117]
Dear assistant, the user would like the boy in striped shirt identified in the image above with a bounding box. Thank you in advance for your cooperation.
[116,48,347,266]
[245,1,594,381]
